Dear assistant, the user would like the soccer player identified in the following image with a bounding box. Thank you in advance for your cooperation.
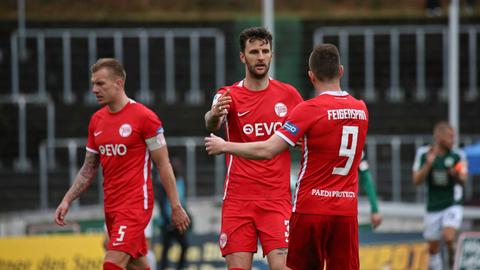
[205,43,368,270]
[359,151,382,229]
[412,121,468,270]
[54,58,190,270]
[204,27,303,270]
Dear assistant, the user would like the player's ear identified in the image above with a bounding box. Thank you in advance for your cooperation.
[338,65,344,79]
[308,70,316,84]
[240,51,246,64]
[115,78,124,89]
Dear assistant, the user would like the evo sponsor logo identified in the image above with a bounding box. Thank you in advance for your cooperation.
[243,122,282,136]
[99,144,127,156]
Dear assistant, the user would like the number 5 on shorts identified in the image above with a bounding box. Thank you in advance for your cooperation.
[116,225,127,242]
[332,126,359,176]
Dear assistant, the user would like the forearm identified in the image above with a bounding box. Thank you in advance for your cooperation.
[413,163,432,185]
[205,111,222,132]
[63,166,97,204]
[157,162,182,209]
[224,141,275,160]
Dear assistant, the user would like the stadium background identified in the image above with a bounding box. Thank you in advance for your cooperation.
[0,0,480,269]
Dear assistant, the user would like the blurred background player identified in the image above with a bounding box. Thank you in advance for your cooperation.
[159,157,189,270]
[412,121,468,270]
[54,58,190,270]
[205,43,369,270]
[204,26,303,270]
[359,151,382,229]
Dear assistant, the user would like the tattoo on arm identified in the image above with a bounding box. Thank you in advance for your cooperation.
[67,152,100,201]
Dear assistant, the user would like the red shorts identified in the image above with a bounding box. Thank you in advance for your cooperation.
[105,208,152,259]
[219,198,291,257]
[287,213,359,270]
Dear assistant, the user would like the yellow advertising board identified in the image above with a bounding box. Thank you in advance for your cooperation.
[0,234,104,270]
[0,234,429,270]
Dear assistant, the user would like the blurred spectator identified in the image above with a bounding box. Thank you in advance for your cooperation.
[465,0,476,15]
[159,157,189,270]
[426,0,442,17]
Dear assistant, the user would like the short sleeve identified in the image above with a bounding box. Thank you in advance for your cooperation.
[86,115,99,154]
[143,109,164,139]
[275,102,314,146]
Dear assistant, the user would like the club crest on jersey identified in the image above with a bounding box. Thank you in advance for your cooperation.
[274,102,288,117]
[219,232,227,249]
[119,124,132,137]
[283,121,298,136]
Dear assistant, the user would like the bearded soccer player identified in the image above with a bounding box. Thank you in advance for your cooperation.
[54,58,190,270]
[206,44,368,270]
[204,27,303,270]
[412,121,468,270]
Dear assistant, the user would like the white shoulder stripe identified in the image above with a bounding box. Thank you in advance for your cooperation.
[86,147,99,154]
[275,131,295,147]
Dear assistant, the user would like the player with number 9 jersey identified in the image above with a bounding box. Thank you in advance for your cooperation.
[277,91,368,270]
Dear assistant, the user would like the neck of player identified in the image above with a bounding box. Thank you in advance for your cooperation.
[108,93,130,113]
[244,74,269,91]
[314,80,342,95]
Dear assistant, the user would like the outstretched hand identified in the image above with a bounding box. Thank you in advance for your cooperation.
[205,133,226,155]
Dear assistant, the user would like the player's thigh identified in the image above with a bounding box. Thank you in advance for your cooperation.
[442,205,463,231]
[225,252,254,269]
[105,209,151,259]
[325,216,359,270]
[220,199,258,256]
[255,199,291,256]
[126,256,149,270]
[423,210,443,241]
[105,250,131,268]
[286,213,323,270]
[266,248,289,270]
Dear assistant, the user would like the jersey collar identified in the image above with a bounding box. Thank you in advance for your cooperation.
[319,90,349,96]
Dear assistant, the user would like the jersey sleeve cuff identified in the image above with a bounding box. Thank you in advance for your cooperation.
[86,147,99,154]
[275,130,296,147]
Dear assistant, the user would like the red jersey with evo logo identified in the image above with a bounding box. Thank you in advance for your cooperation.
[215,79,303,200]
[86,99,163,212]
[276,91,368,216]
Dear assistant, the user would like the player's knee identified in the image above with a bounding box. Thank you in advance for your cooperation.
[103,261,124,270]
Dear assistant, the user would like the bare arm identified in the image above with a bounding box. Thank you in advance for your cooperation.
[205,133,290,160]
[412,146,437,186]
[205,90,231,131]
[151,146,190,233]
[54,151,100,226]
[412,160,434,185]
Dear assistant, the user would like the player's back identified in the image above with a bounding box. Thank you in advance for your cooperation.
[291,91,368,216]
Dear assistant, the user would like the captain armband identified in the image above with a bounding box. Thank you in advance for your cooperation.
[146,133,167,151]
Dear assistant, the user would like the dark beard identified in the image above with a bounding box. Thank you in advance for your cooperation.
[247,63,270,79]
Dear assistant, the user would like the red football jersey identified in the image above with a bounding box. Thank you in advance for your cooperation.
[86,100,163,212]
[276,91,368,216]
[214,79,303,200]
